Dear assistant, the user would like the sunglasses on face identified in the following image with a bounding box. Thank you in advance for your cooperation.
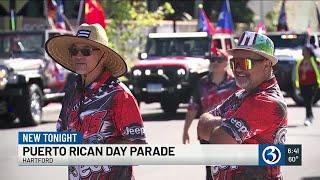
[68,47,99,56]
[230,57,264,71]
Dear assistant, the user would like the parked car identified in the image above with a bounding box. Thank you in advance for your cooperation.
[128,32,235,114]
[267,32,320,105]
[0,29,74,126]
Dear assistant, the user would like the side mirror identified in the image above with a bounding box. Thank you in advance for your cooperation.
[138,52,148,60]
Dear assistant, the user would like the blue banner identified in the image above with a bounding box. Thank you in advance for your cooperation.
[18,132,82,144]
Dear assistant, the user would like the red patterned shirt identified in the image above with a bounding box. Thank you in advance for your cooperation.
[57,72,145,180]
[188,73,237,113]
[209,77,288,180]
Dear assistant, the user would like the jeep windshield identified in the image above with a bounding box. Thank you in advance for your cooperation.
[268,34,307,48]
[0,33,44,59]
[146,37,210,58]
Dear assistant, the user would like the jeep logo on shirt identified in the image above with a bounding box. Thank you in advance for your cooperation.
[230,118,249,134]
[122,125,145,139]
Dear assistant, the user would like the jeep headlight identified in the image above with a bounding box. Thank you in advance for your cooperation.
[133,69,142,76]
[157,69,164,75]
[0,67,8,90]
[145,69,151,76]
[0,68,7,78]
[177,68,186,76]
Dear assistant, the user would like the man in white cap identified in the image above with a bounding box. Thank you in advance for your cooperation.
[46,23,146,180]
[197,31,288,179]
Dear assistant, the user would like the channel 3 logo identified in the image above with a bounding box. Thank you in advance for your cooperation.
[262,146,281,165]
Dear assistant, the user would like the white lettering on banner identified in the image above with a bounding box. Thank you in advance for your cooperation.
[18,145,260,165]
[240,31,257,46]
[23,134,41,143]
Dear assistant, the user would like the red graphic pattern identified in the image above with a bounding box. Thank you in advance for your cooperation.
[57,72,145,179]
[188,73,237,113]
[209,77,288,180]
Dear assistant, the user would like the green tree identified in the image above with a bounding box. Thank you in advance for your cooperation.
[265,0,282,32]
[103,1,174,67]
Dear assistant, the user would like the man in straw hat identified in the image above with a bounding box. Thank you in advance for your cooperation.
[197,31,288,179]
[46,23,146,179]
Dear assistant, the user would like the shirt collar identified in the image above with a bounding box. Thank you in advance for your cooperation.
[257,76,277,91]
[248,76,277,95]
[76,71,113,93]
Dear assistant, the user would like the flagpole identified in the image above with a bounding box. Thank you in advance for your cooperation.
[63,14,74,32]
[260,0,264,23]
[44,0,49,28]
[77,0,85,27]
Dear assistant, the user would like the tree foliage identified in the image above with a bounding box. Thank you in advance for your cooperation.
[265,1,282,32]
[103,1,174,66]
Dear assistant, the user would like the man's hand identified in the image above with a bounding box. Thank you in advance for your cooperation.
[197,113,221,141]
[182,109,198,144]
[182,130,190,144]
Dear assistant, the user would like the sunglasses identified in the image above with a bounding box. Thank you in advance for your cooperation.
[230,58,264,71]
[210,57,225,63]
[68,47,99,56]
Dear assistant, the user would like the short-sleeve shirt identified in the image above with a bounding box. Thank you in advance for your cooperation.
[208,77,288,180]
[188,73,237,113]
[57,72,146,180]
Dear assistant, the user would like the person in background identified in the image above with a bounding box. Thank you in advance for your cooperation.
[197,31,288,180]
[182,49,237,180]
[45,23,146,180]
[295,44,320,126]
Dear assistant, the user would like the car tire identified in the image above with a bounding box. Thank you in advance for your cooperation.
[290,87,320,106]
[160,99,179,115]
[17,84,43,126]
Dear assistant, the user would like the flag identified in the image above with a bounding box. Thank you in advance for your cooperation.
[197,4,215,35]
[85,0,107,29]
[47,0,67,30]
[55,0,66,29]
[216,0,234,34]
[316,3,320,31]
[277,0,288,31]
[47,0,57,29]
[255,21,266,34]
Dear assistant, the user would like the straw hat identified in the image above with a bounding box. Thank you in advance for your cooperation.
[227,31,278,66]
[45,23,127,77]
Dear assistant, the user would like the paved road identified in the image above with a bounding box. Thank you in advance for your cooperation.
[0,98,319,180]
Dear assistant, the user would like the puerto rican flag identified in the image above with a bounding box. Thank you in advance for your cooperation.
[197,4,215,35]
[216,0,234,34]
[55,0,66,29]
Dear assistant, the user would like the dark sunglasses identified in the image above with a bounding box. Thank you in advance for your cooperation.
[68,47,99,56]
[210,57,226,63]
[230,57,264,71]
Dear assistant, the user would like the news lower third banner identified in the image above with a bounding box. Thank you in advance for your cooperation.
[18,132,301,166]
